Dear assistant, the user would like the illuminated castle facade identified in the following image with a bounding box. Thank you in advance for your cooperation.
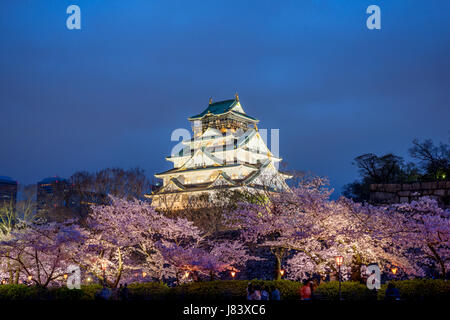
[149,94,291,209]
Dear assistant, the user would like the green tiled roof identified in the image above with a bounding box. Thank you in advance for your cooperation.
[189,98,258,122]
[190,99,236,119]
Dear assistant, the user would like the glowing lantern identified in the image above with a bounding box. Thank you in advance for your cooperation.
[335,256,343,300]
[391,267,398,275]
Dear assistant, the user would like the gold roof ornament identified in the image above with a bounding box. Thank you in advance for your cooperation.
[209,97,213,105]
[235,92,239,101]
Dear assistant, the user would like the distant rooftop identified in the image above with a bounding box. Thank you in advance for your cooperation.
[189,97,258,122]
[0,176,16,184]
[38,176,67,184]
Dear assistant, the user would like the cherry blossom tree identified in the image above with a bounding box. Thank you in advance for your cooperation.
[83,196,255,286]
[153,209,257,282]
[226,176,418,281]
[325,197,421,279]
[0,198,37,284]
[226,176,335,280]
[81,196,166,287]
[0,220,85,287]
[157,239,256,283]
[385,197,450,278]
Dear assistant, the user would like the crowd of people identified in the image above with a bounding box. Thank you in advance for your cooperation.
[246,283,281,300]
[246,279,401,301]
[95,283,130,301]
[245,279,318,301]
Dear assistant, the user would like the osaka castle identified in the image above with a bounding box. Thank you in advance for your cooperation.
[149,94,291,210]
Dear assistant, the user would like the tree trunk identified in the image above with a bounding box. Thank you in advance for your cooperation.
[112,248,123,288]
[438,259,446,279]
[14,268,20,284]
[350,254,363,282]
[6,250,13,284]
[428,244,446,279]
[274,255,281,280]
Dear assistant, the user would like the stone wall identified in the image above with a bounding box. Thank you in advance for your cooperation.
[370,181,450,208]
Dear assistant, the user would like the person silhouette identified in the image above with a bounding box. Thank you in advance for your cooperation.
[120,283,130,300]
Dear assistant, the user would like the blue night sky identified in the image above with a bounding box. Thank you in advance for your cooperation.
[1,0,449,196]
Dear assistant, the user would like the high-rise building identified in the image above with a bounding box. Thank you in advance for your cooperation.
[36,176,70,213]
[149,95,291,209]
[66,190,108,217]
[37,176,109,220]
[0,176,18,207]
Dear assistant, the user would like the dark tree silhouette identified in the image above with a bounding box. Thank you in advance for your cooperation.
[344,137,448,202]
[409,138,449,180]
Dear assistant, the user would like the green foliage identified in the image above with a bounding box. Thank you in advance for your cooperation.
[378,280,450,301]
[171,280,247,300]
[0,284,102,300]
[0,280,447,301]
[49,284,102,300]
[49,287,85,300]
[77,284,103,300]
[0,284,52,300]
[127,282,170,300]
[170,280,301,301]
[0,284,37,300]
[314,281,376,301]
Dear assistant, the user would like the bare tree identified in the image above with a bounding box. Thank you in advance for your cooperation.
[409,138,449,180]
[0,197,36,284]
[70,167,152,201]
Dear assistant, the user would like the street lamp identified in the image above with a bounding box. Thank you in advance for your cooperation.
[335,256,343,301]
[391,266,398,281]
[27,275,33,282]
[142,272,147,278]
[391,267,398,275]
[63,274,68,280]
[230,271,236,279]
[279,269,285,277]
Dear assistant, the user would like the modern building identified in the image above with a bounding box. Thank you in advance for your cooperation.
[36,176,70,213]
[0,176,18,207]
[148,94,291,209]
[66,190,108,217]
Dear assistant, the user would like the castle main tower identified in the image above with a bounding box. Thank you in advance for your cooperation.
[149,94,291,209]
